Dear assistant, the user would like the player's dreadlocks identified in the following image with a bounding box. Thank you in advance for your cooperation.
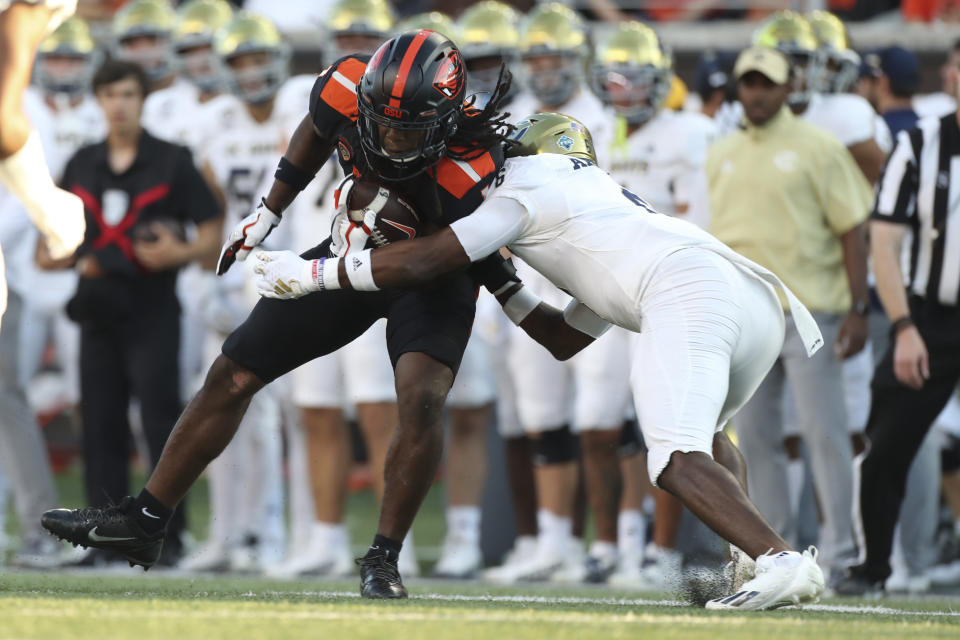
[447,65,519,161]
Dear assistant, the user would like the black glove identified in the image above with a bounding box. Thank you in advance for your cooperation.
[469,252,520,294]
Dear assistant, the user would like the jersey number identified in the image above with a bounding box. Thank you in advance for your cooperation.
[227,167,268,212]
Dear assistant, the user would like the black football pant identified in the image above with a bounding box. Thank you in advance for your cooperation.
[857,297,960,581]
[79,304,186,543]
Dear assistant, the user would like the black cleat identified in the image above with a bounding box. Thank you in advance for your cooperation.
[830,565,885,597]
[357,548,408,599]
[41,497,164,570]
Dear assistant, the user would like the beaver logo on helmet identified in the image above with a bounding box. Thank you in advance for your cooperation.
[433,51,464,100]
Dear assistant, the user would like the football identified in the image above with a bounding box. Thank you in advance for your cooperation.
[344,179,421,248]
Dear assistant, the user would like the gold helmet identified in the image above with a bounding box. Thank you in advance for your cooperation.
[327,0,395,38]
[174,0,234,93]
[590,21,670,126]
[752,11,824,104]
[215,12,290,104]
[395,12,457,44]
[457,1,522,101]
[36,16,101,96]
[112,0,177,86]
[807,10,860,93]
[519,3,588,108]
[507,112,596,164]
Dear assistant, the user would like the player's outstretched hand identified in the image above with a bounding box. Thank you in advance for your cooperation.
[36,187,86,260]
[253,250,319,300]
[217,199,280,275]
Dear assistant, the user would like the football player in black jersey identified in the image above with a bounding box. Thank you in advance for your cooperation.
[42,30,519,599]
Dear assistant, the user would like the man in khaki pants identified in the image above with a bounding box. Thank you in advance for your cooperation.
[707,46,873,582]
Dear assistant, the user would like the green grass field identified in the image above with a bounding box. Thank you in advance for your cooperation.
[1,570,959,640]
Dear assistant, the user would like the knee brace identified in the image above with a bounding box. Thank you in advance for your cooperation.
[618,419,645,459]
[531,425,578,466]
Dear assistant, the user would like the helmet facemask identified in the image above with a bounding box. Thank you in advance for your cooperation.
[591,64,670,126]
[224,48,288,104]
[115,33,175,87]
[357,98,457,181]
[522,52,582,108]
[178,43,224,93]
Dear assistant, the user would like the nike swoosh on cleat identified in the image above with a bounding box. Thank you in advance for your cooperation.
[88,527,136,543]
[141,507,161,519]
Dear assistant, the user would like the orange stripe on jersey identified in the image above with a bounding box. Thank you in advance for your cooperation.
[434,151,496,198]
[337,57,367,85]
[320,77,358,119]
[390,30,430,105]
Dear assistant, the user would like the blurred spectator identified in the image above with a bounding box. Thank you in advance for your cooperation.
[903,0,960,22]
[695,50,737,121]
[242,0,337,34]
[60,59,221,566]
[913,38,960,119]
[861,47,921,137]
[707,46,873,581]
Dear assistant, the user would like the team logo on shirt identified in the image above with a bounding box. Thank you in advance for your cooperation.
[432,51,463,100]
[338,138,353,162]
[102,189,130,227]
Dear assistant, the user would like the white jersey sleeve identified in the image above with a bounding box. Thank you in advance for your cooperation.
[805,94,876,147]
[449,196,529,262]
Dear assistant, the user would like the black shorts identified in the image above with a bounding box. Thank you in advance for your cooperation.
[221,240,477,383]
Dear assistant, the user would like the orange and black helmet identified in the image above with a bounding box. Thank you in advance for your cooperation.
[357,29,466,181]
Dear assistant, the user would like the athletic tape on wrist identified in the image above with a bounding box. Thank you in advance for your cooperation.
[503,286,540,325]
[344,249,379,291]
[318,257,342,290]
[562,300,611,338]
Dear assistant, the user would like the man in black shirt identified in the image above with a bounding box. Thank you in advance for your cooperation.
[58,60,221,564]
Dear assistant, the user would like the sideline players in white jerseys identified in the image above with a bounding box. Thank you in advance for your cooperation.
[0,0,85,325]
[254,113,827,611]
[19,16,105,409]
[485,2,627,584]
[265,0,421,580]
[177,12,290,573]
[590,20,719,588]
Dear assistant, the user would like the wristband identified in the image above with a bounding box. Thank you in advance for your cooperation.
[344,249,379,291]
[274,156,315,192]
[562,300,612,339]
[502,286,541,325]
[890,315,914,338]
[315,257,342,291]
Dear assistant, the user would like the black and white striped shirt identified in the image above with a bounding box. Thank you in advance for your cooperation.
[873,113,960,306]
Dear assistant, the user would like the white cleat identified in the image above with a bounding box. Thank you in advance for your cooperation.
[706,547,824,611]
[432,533,482,579]
[551,539,588,584]
[178,543,232,573]
[885,567,931,594]
[482,536,538,583]
[926,559,960,587]
[632,544,683,591]
[263,539,353,579]
[398,543,420,578]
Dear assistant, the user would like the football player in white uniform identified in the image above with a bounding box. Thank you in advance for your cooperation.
[177,12,290,573]
[0,0,85,325]
[481,2,626,584]
[591,21,720,588]
[254,113,827,611]
[266,0,418,579]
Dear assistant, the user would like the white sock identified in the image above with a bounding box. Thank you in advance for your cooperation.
[446,505,481,544]
[403,530,415,551]
[617,509,645,557]
[312,521,347,549]
[786,458,804,517]
[537,509,572,553]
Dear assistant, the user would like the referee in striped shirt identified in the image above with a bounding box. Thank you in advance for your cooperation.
[836,106,960,594]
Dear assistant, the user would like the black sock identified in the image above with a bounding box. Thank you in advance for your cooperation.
[132,488,173,535]
[367,534,403,557]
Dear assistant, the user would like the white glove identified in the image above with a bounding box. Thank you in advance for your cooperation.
[253,250,319,299]
[329,177,377,257]
[217,199,280,275]
[35,187,86,260]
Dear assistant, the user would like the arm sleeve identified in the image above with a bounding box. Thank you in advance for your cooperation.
[816,138,874,235]
[870,129,918,225]
[449,195,529,262]
[174,147,221,225]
